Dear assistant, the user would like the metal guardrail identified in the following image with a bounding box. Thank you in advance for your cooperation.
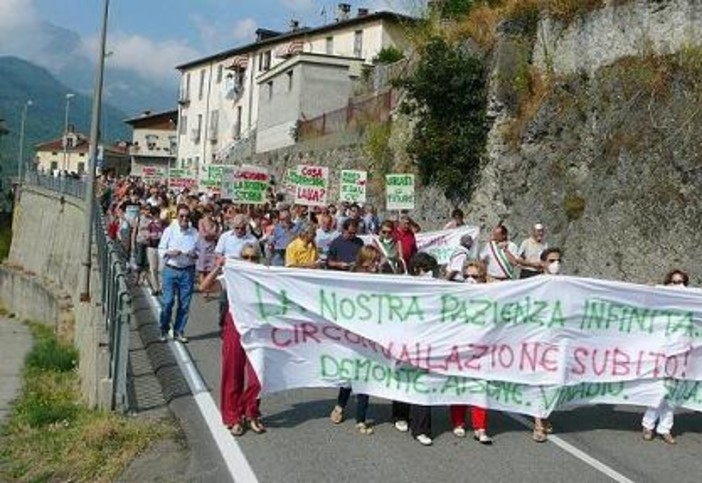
[25,173,132,413]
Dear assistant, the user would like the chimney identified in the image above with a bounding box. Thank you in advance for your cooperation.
[357,8,369,17]
[142,110,152,117]
[336,3,351,22]
[289,18,300,31]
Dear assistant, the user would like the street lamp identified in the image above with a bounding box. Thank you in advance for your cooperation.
[17,100,33,183]
[62,93,75,174]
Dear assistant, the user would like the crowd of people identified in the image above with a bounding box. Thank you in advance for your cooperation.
[97,173,692,448]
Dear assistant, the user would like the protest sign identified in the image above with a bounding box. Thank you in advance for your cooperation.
[339,170,367,204]
[199,165,233,193]
[140,166,167,184]
[224,263,702,418]
[221,165,270,204]
[290,165,329,206]
[168,168,197,190]
[386,174,415,211]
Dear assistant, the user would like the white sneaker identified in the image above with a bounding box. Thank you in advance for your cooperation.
[415,434,433,446]
[474,429,493,445]
[453,426,467,438]
[394,420,409,432]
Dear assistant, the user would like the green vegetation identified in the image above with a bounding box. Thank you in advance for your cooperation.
[372,46,405,65]
[0,322,175,482]
[564,193,586,221]
[398,37,488,203]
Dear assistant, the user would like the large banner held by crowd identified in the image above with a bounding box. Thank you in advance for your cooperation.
[221,165,270,204]
[224,263,702,418]
[291,165,329,207]
[361,225,480,265]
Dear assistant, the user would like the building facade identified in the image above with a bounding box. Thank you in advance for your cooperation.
[175,8,412,169]
[125,110,178,175]
[35,129,130,176]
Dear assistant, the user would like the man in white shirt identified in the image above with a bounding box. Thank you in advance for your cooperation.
[518,223,548,279]
[158,204,199,343]
[479,224,519,281]
[446,234,474,281]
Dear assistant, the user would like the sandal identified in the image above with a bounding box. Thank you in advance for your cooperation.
[330,405,344,424]
[533,426,548,443]
[249,418,267,434]
[229,423,245,437]
[543,419,554,434]
[356,422,374,435]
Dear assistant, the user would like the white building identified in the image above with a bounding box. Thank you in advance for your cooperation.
[125,110,178,175]
[175,7,413,168]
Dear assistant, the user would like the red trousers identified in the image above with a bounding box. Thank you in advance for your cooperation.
[450,405,487,430]
[220,312,261,426]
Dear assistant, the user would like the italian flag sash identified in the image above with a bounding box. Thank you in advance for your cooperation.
[489,241,515,279]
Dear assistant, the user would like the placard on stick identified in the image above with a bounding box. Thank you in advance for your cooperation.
[339,170,367,204]
[386,174,415,210]
[221,165,270,204]
[291,165,329,206]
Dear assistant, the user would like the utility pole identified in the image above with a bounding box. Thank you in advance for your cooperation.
[17,100,33,184]
[79,0,110,302]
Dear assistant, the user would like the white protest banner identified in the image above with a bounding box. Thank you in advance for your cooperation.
[224,263,702,418]
[140,166,167,184]
[339,170,367,204]
[386,174,415,210]
[360,226,480,265]
[291,165,329,206]
[168,168,197,190]
[221,165,270,204]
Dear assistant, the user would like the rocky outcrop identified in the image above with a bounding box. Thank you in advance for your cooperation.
[466,0,702,285]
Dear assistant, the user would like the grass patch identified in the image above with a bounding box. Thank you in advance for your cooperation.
[0,322,176,482]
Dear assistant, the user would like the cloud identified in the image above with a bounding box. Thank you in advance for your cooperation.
[81,33,200,84]
[191,15,258,52]
[0,0,43,57]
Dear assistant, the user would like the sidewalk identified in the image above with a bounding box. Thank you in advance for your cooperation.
[0,317,32,423]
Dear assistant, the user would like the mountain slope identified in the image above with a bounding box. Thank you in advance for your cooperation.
[0,56,131,180]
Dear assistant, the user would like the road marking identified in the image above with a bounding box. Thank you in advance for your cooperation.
[508,414,635,483]
[144,289,258,483]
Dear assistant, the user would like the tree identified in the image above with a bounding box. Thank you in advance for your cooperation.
[399,37,489,203]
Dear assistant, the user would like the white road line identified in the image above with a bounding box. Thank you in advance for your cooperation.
[144,289,258,483]
[508,414,635,483]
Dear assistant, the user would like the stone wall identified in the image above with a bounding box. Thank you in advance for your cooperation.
[0,186,111,408]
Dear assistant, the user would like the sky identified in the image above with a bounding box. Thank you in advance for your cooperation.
[0,0,422,85]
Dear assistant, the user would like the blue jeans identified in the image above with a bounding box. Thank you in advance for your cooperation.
[160,266,195,335]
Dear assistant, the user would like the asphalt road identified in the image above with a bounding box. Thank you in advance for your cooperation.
[184,294,702,483]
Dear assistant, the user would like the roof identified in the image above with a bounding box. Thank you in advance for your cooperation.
[176,11,417,71]
[35,133,129,156]
[124,109,178,126]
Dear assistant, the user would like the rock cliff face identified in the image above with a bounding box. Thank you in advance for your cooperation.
[467,0,702,284]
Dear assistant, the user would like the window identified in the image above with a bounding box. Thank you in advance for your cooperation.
[50,161,58,171]
[77,162,85,173]
[198,69,206,100]
[51,151,58,156]
[146,134,159,150]
[259,50,272,71]
[209,110,219,141]
[79,153,85,157]
[181,73,191,101]
[325,36,334,55]
[180,115,188,135]
[287,71,293,91]
[267,81,273,100]
[169,135,178,154]
[216,64,223,83]
[234,106,242,139]
[65,136,74,149]
[353,30,363,58]
[236,69,246,90]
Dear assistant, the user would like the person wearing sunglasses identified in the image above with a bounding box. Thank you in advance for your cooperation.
[158,204,199,343]
[201,244,265,437]
[448,260,494,445]
[374,220,406,274]
[640,269,690,445]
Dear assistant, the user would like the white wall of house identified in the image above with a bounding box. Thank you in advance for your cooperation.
[176,15,410,167]
[36,150,89,174]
